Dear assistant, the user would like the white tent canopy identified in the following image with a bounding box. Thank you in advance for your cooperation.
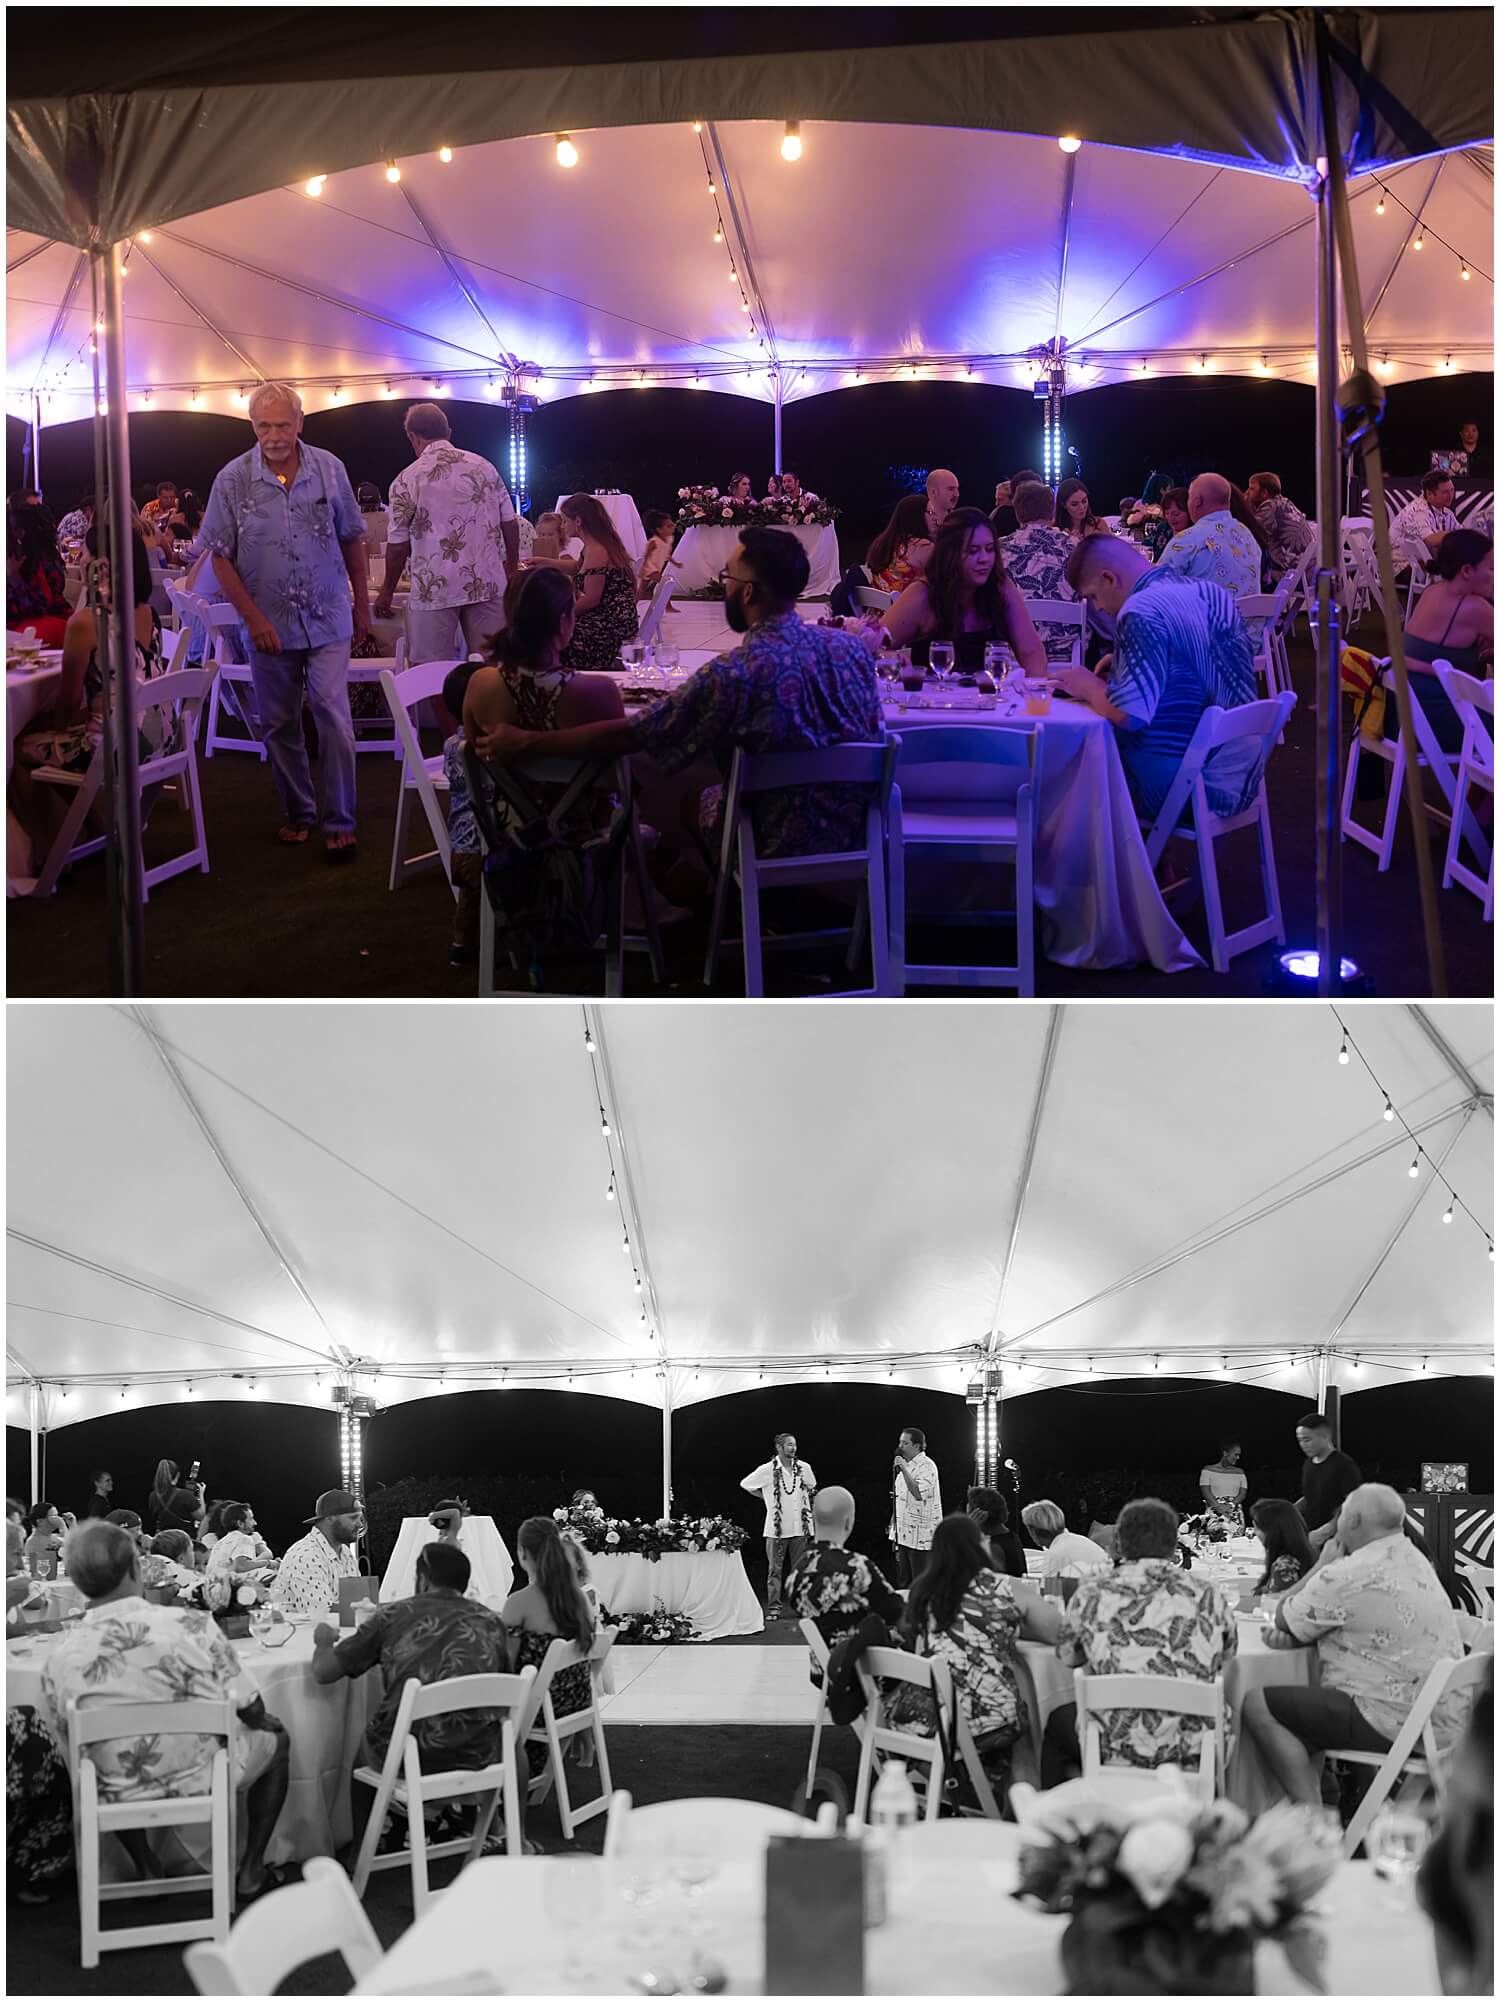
[6,1003,1492,1438]
[6,11,1493,425]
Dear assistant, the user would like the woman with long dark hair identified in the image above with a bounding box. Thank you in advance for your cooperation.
[6,505,70,645]
[147,1459,181,1532]
[880,507,1048,674]
[895,1512,1061,1789]
[558,493,640,670]
[1250,1498,1315,1596]
[1055,478,1107,540]
[864,495,935,597]
[967,1487,1027,1578]
[501,1516,598,1730]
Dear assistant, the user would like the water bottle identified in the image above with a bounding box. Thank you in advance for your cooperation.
[867,1759,919,1920]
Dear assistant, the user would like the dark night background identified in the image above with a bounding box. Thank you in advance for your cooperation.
[10,1376,1490,1591]
[9,372,1492,574]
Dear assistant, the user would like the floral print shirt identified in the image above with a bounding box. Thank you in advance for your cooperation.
[1059,1559,1238,1770]
[1253,495,1314,580]
[633,610,883,857]
[444,730,479,855]
[200,442,365,649]
[1156,510,1262,598]
[40,1598,255,1800]
[1280,1532,1466,1746]
[893,1452,943,1550]
[1001,522,1084,661]
[1390,497,1460,573]
[333,1591,511,1769]
[786,1546,904,1681]
[903,1569,1029,1746]
[270,1528,360,1616]
[388,442,516,611]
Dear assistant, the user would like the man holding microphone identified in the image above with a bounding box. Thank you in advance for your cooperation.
[891,1427,942,1587]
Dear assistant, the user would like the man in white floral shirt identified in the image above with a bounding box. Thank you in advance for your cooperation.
[378,403,518,663]
[1391,470,1460,576]
[40,1521,289,1899]
[891,1427,943,1586]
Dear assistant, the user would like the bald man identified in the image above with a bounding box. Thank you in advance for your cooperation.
[784,1484,904,1683]
[1240,1483,1465,1809]
[1154,471,1261,596]
[925,468,960,536]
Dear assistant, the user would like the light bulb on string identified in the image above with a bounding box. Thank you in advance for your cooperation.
[1460,262,1471,280]
[713,225,723,244]
[1409,1152,1421,1178]
[1383,1097,1394,1121]
[305,175,325,197]
[1375,190,1386,214]
[1412,231,1424,250]
[583,1024,595,1052]
[634,1273,642,1292]
[1442,1199,1455,1224]
[605,1177,616,1202]
[621,1236,631,1257]
[600,1109,610,1136]
[385,161,402,184]
[780,121,803,162]
[555,135,579,169]
[438,146,453,164]
[1338,1037,1349,1064]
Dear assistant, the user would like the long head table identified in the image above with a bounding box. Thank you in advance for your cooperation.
[355,1837,1439,1996]
[587,1549,764,1641]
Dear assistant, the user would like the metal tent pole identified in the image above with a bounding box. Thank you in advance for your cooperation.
[94,242,146,994]
[1311,172,1343,996]
[660,1374,674,1521]
[31,394,43,498]
[29,1383,41,1506]
[772,369,783,476]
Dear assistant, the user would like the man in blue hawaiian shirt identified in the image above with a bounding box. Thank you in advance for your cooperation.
[200,383,369,858]
[1156,473,1262,598]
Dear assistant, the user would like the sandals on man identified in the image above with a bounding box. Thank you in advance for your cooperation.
[325,832,358,863]
[277,823,313,846]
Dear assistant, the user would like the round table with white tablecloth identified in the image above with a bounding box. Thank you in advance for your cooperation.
[380,1514,515,1608]
[585,1549,764,1640]
[671,521,842,596]
[5,1622,373,1867]
[556,491,648,564]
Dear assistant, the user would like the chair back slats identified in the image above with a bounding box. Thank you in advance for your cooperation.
[733,740,894,796]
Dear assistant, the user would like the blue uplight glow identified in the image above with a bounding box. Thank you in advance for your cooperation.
[1279,951,1362,981]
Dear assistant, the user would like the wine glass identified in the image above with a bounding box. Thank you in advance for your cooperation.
[620,641,645,676]
[654,643,679,679]
[1367,1806,1430,1898]
[929,640,955,685]
[248,1602,273,1645]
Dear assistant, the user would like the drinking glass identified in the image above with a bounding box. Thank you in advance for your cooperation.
[544,1856,600,1986]
[654,643,679,679]
[1021,675,1054,717]
[1367,1807,1430,1897]
[929,641,955,684]
[982,643,1008,678]
[620,642,645,675]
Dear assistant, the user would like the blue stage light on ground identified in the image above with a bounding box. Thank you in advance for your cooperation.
[1279,950,1361,982]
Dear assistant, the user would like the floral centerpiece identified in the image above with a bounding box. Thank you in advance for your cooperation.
[1016,1791,1339,1995]
[178,1570,267,1633]
[612,1605,699,1645]
[553,1506,747,1561]
[674,485,839,530]
[1180,1510,1242,1547]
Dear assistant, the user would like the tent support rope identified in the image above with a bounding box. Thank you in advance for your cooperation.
[1322,1106,1474,1349]
[1407,1007,1493,1119]
[988,1007,1062,1360]
[130,238,271,386]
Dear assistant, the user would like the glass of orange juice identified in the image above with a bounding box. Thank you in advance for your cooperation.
[1021,675,1053,717]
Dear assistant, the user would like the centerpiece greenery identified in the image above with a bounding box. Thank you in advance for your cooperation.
[553,1501,747,1560]
[610,1605,699,1644]
[674,484,839,530]
[1016,1791,1339,1995]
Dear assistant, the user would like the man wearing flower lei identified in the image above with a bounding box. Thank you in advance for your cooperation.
[740,1433,816,1620]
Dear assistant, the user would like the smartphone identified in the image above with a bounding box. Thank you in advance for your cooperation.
[188,1461,201,1483]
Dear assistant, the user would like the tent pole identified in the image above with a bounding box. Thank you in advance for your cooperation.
[1311,168,1343,998]
[94,242,146,995]
[31,394,43,498]
[772,368,783,476]
[29,1383,40,1506]
[660,1375,673,1521]
[1324,1383,1342,1450]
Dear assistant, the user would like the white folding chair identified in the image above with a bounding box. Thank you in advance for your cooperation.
[1454,1560,1495,1620]
[1339,525,1383,622]
[382,656,460,896]
[523,1627,617,1838]
[1340,1653,1489,1860]
[1140,693,1295,973]
[1025,598,1087,667]
[1010,1770,1186,1823]
[1073,1669,1226,1803]
[888,725,1037,993]
[1405,562,1431,620]
[635,560,681,646]
[1434,665,1494,920]
[1239,594,1294,703]
[793,1618,860,1822]
[704,740,899,997]
[348,635,405,758]
[350,1668,539,1914]
[851,585,896,611]
[168,586,263,762]
[851,1646,1003,1824]
[604,1791,823,1858]
[31,631,215,901]
[1340,663,1484,873]
[70,1696,237,1970]
[183,1856,380,1995]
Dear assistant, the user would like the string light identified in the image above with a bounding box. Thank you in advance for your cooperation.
[1057,135,1082,154]
[1338,1037,1350,1064]
[1460,262,1471,280]
[1383,1096,1394,1121]
[1412,230,1424,250]
[780,121,803,162]
[305,175,325,197]
[385,161,402,184]
[606,1176,616,1202]
[1443,1199,1455,1224]
[1374,189,1386,214]
[691,120,702,133]
[555,135,579,169]
[600,1109,611,1136]
[1409,1153,1422,1178]
[712,225,723,244]
[438,146,453,164]
[139,231,153,244]
[583,1024,595,1052]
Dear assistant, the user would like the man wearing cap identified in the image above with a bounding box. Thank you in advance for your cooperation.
[272,1489,364,1616]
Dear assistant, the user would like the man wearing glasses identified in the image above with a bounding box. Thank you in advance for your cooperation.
[272,1488,366,1616]
[473,526,881,860]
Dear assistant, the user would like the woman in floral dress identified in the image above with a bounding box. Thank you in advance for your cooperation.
[557,494,639,670]
[501,1515,597,1782]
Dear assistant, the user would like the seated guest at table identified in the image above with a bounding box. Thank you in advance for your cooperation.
[40,1522,290,1901]
[141,481,179,529]
[1055,478,1107,540]
[991,469,1044,540]
[925,467,960,537]
[1393,470,1461,574]
[24,1504,66,1580]
[880,508,1048,674]
[865,495,935,598]
[781,470,804,503]
[1419,1663,1493,1997]
[727,472,753,504]
[1199,1438,1248,1516]
[967,1487,1027,1579]
[205,1502,277,1582]
[1020,1501,1110,1582]
[5,1696,72,1906]
[104,1509,150,1557]
[638,510,676,595]
[272,1488,363,1616]
[6,505,70,646]
[1392,529,1493,754]
[894,1512,1061,1790]
[56,495,95,548]
[1158,486,1192,539]
[476,527,882,865]
[1243,1483,1467,1812]
[1293,1411,1362,1550]
[1002,481,1083,660]
[1250,1498,1315,1597]
[1056,534,1259,826]
[786,1485,904,1683]
[139,1528,202,1595]
[558,494,640,670]
[1155,473,1262,597]
[1247,472,1314,581]
[765,473,784,498]
[312,1542,510,1808]
[502,1515,596,1735]
[1048,1497,1237,1780]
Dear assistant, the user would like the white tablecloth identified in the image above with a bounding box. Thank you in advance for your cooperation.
[883,698,1201,972]
[7,656,65,776]
[380,1515,515,1608]
[356,1844,1439,1997]
[6,1625,372,1867]
[556,492,648,564]
[672,522,841,596]
[586,1550,764,1640]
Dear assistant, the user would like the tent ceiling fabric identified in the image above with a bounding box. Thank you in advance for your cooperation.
[6,132,1492,427]
[6,1004,1492,1433]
